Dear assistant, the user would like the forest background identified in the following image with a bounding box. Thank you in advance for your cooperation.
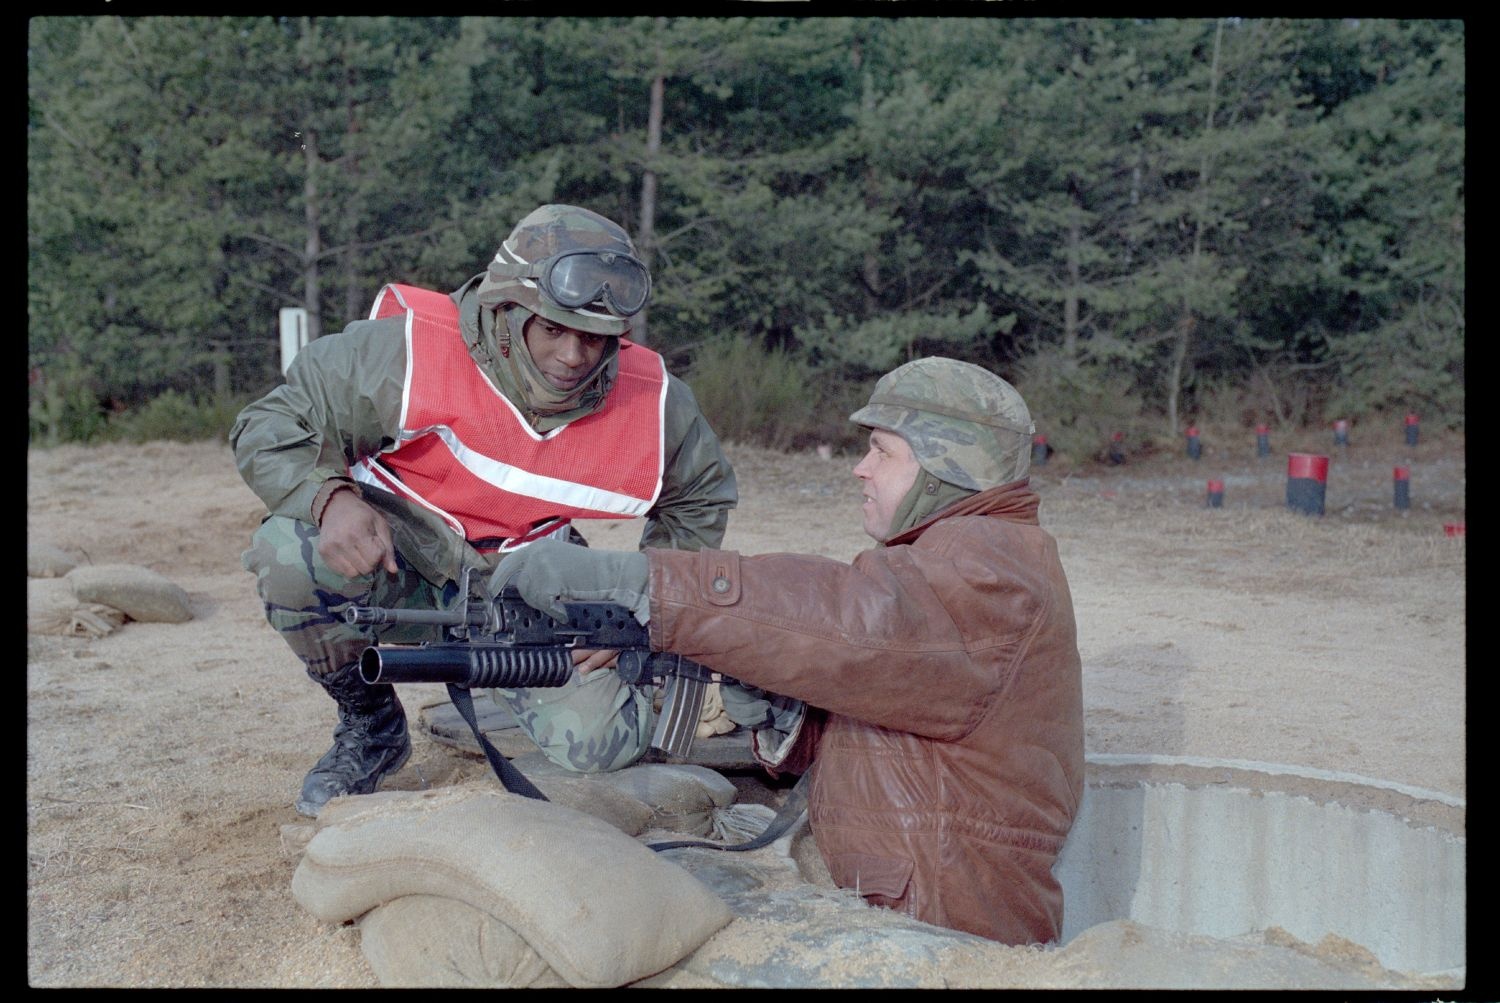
[28,17,1465,462]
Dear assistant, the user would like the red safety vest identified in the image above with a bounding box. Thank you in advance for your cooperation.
[351,284,666,552]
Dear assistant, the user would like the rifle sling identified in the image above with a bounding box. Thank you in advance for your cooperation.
[446,683,550,801]
[447,680,811,855]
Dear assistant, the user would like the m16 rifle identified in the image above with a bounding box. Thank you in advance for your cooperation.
[344,572,717,762]
[346,570,810,855]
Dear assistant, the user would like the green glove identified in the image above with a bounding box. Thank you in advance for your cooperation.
[489,539,651,625]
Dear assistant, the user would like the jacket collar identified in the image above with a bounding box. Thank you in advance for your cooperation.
[883,478,1039,547]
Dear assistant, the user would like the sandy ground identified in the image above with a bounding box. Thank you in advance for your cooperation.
[26,429,1467,988]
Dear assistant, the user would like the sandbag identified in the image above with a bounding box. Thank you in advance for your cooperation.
[527,776,655,836]
[27,577,126,638]
[589,762,737,838]
[291,786,732,988]
[359,895,571,988]
[506,753,758,842]
[28,542,83,578]
[709,802,778,844]
[492,752,661,837]
[65,564,193,623]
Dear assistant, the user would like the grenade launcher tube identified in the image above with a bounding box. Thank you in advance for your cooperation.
[359,643,576,690]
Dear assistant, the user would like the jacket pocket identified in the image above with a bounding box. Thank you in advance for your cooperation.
[826,851,913,901]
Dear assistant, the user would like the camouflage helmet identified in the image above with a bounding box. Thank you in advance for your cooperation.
[477,204,650,337]
[849,357,1036,490]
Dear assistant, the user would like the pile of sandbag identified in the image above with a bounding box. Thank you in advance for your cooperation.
[27,542,193,638]
[287,753,1439,990]
[290,760,748,988]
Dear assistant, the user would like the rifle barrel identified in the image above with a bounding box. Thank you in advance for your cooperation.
[344,605,485,627]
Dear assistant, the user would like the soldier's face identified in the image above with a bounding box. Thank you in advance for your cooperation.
[523,316,608,390]
[853,428,921,541]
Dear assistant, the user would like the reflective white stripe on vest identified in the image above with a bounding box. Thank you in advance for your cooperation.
[497,519,574,553]
[349,459,466,537]
[401,423,656,517]
[350,460,578,552]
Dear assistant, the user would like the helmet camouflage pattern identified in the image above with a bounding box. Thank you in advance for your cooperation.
[477,204,647,337]
[849,357,1036,490]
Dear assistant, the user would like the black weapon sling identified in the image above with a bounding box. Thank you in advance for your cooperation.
[447,683,550,802]
[449,680,812,855]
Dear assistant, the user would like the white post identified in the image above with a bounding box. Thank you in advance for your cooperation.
[279,307,309,375]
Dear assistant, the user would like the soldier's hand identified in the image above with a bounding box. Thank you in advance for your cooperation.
[316,488,399,579]
[571,648,621,677]
[490,539,651,625]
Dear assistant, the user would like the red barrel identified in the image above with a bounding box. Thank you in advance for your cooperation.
[1255,424,1270,458]
[1286,453,1329,516]
[1288,454,1329,480]
[1186,425,1201,460]
[1332,419,1349,446]
[1405,412,1420,446]
[1031,434,1049,467]
[1206,479,1224,508]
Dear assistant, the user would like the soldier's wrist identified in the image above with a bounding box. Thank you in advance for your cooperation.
[312,480,360,527]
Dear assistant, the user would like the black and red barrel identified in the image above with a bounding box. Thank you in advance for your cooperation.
[1108,431,1125,465]
[1286,453,1329,516]
[1206,479,1224,508]
[1256,424,1270,458]
[1186,426,1201,461]
[1405,413,1420,447]
[1394,466,1410,510]
[1032,434,1049,467]
[1333,419,1350,447]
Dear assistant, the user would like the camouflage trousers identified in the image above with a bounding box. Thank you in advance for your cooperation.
[242,515,653,773]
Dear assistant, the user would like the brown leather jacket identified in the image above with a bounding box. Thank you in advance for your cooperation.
[647,480,1084,945]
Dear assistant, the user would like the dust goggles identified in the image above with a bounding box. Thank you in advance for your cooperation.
[492,248,652,318]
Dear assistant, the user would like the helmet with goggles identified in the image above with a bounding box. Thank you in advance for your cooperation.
[477,205,651,337]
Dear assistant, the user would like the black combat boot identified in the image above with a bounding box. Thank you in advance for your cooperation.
[296,662,411,817]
